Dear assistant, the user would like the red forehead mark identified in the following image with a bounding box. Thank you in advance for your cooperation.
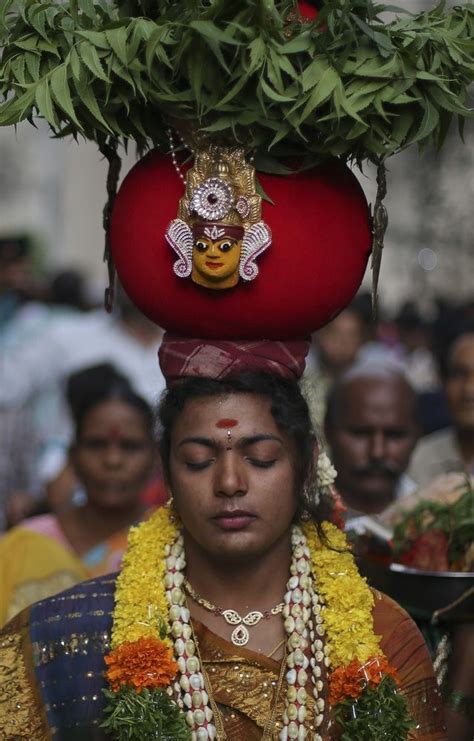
[107,424,123,441]
[216,418,238,429]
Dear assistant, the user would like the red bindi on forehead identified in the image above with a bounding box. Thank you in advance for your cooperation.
[215,418,238,429]
[106,424,124,441]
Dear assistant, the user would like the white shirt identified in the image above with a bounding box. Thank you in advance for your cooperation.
[0,309,165,407]
[0,309,165,486]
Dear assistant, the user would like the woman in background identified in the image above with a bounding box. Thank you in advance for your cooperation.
[0,363,155,625]
[0,370,446,739]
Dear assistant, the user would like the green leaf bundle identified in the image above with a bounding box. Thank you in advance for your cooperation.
[334,675,416,740]
[101,686,191,740]
[0,0,473,168]
[393,474,474,569]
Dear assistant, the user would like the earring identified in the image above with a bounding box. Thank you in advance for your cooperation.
[167,495,179,523]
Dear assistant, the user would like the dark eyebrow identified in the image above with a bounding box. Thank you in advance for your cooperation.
[177,433,284,449]
[178,436,217,449]
[238,434,284,447]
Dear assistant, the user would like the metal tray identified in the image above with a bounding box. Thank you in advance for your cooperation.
[358,558,474,621]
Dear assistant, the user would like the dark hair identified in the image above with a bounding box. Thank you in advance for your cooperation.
[438,324,474,380]
[66,363,154,440]
[49,270,88,312]
[0,234,31,263]
[158,372,329,523]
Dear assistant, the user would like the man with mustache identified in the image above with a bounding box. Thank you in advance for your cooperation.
[325,363,420,521]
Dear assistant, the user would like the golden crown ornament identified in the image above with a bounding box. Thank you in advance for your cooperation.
[165,144,272,290]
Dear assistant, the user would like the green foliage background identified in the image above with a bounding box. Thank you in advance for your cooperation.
[393,475,474,568]
[0,0,473,170]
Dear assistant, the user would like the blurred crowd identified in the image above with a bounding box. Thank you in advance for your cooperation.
[1,232,473,736]
[0,235,166,525]
[1,233,474,538]
[1,232,474,531]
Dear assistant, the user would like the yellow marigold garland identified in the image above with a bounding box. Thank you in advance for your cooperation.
[301,519,414,739]
[302,520,381,667]
[104,510,412,738]
[111,504,178,649]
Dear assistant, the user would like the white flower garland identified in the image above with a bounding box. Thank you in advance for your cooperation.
[164,525,327,740]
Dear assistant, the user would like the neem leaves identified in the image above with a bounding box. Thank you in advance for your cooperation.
[0,0,473,165]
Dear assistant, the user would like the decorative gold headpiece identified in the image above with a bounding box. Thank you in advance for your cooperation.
[166,145,271,290]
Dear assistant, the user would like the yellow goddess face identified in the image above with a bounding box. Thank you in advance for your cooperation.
[191,229,242,289]
[166,157,272,290]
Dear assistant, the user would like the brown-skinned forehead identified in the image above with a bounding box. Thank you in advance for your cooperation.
[447,333,474,371]
[326,372,417,429]
[176,433,284,451]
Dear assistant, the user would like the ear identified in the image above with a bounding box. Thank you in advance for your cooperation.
[300,437,319,494]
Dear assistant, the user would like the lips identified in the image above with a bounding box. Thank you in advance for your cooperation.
[102,481,127,492]
[205,261,223,269]
[212,510,256,531]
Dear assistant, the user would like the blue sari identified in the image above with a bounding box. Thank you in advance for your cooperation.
[0,574,116,740]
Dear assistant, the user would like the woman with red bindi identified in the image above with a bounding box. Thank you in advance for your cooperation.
[0,363,156,625]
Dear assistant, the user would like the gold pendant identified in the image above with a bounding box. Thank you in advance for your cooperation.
[231,624,250,646]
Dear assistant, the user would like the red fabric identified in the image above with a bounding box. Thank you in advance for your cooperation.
[158,334,310,384]
[140,478,168,507]
[111,152,371,340]
[193,223,244,240]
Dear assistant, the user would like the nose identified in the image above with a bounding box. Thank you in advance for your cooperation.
[208,242,219,258]
[214,452,247,498]
[369,431,387,461]
[104,443,123,468]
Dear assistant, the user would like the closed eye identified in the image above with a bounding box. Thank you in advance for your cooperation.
[185,460,214,471]
[246,458,276,469]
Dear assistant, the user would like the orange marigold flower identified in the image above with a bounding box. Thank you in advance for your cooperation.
[363,655,400,688]
[329,659,364,706]
[105,636,178,692]
[329,656,400,706]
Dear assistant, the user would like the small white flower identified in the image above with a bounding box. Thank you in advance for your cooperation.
[316,452,337,489]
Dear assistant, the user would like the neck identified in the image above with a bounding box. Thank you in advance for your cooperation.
[455,429,474,466]
[74,500,144,538]
[184,532,292,613]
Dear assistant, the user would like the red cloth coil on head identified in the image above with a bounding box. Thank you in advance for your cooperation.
[158,334,310,385]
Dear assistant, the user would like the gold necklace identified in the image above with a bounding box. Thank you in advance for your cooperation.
[184,578,285,647]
